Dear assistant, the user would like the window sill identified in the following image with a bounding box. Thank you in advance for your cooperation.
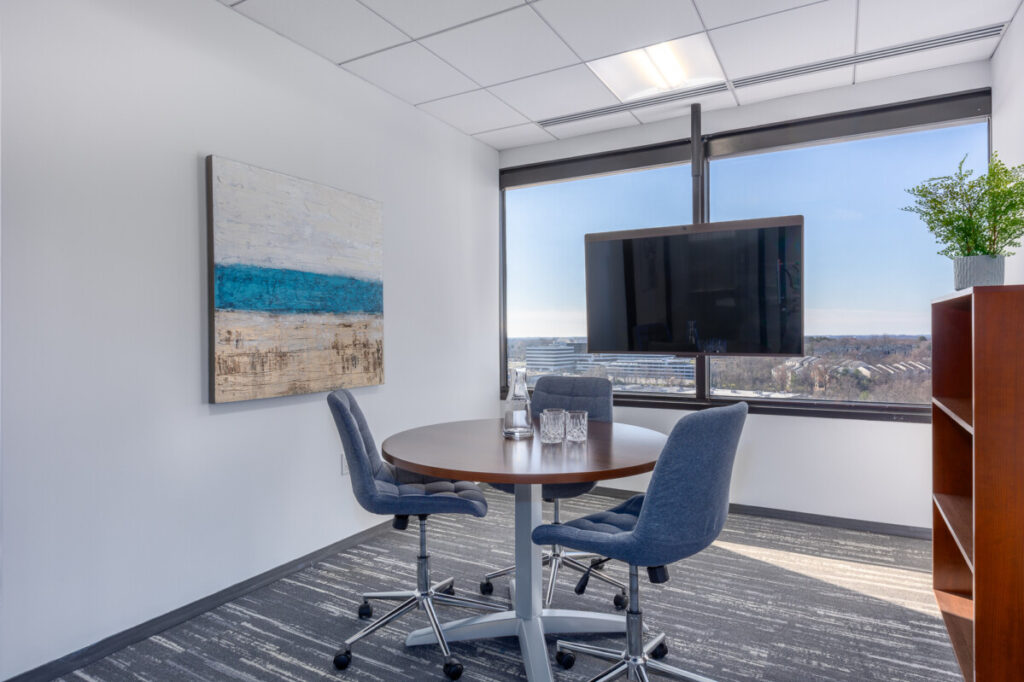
[499,388,931,423]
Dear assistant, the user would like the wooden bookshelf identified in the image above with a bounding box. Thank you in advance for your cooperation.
[931,285,1024,681]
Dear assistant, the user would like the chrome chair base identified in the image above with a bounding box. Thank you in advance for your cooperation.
[556,634,715,682]
[335,517,509,680]
[554,566,717,682]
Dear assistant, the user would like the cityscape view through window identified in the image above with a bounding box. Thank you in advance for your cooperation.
[504,121,988,404]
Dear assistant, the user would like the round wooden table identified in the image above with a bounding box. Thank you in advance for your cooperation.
[381,418,667,682]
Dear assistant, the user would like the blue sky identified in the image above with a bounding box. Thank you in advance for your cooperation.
[505,121,988,337]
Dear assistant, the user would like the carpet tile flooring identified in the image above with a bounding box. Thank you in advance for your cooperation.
[59,489,958,681]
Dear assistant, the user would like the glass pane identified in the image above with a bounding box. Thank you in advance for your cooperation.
[709,122,988,404]
[505,165,695,394]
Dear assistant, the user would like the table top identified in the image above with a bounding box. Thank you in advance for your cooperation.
[381,418,667,484]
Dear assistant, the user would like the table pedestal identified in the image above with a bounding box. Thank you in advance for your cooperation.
[405,484,626,681]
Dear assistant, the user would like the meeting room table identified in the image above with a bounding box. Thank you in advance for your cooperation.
[381,417,667,682]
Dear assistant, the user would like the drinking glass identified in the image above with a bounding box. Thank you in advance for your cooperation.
[566,410,588,442]
[540,408,566,444]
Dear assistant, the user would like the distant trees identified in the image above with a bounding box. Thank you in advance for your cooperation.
[509,335,933,405]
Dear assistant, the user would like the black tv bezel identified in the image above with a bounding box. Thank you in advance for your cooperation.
[583,214,805,358]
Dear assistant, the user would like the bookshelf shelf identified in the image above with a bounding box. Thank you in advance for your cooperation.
[932,396,973,434]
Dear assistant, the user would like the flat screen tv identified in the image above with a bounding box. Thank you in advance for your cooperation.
[585,215,803,356]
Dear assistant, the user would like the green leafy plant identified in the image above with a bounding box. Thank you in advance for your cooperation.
[903,153,1024,258]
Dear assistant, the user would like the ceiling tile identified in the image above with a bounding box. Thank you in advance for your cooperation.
[631,89,737,123]
[474,123,557,150]
[532,0,705,61]
[236,0,408,64]
[418,89,529,134]
[855,38,1000,83]
[694,0,823,30]
[709,0,856,79]
[359,0,524,39]
[488,65,618,121]
[343,42,478,104]
[544,111,639,139]
[734,66,853,105]
[858,0,1018,53]
[420,6,579,86]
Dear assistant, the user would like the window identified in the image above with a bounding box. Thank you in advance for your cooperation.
[505,164,695,394]
[500,92,991,419]
[709,122,988,404]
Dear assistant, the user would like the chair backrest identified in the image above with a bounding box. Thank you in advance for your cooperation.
[327,389,389,513]
[531,375,613,422]
[633,402,748,561]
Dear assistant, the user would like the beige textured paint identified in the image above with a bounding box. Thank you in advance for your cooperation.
[213,310,384,402]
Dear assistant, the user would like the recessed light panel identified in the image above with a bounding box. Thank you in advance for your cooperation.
[587,33,725,101]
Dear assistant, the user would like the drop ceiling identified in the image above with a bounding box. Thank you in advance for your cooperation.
[218,0,1021,150]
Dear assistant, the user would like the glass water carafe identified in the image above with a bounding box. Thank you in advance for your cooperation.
[503,368,533,439]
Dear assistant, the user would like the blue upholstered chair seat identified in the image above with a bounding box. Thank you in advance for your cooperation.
[531,494,710,568]
[372,476,487,517]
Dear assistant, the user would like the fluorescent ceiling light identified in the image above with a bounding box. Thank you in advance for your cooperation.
[587,34,725,102]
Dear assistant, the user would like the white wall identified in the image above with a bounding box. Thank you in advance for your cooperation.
[605,408,931,528]
[993,5,1024,284]
[0,0,498,677]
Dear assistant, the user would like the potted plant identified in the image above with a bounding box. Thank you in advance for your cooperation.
[904,153,1024,290]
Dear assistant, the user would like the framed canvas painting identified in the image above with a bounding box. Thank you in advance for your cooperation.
[207,156,384,403]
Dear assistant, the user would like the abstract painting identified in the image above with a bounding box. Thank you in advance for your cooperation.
[207,156,383,403]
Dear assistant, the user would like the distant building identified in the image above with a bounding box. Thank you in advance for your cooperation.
[526,345,576,373]
[578,354,696,383]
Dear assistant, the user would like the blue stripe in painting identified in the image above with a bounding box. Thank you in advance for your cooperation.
[215,263,382,315]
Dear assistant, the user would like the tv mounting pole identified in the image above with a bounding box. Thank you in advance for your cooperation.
[691,102,709,225]
[690,102,711,399]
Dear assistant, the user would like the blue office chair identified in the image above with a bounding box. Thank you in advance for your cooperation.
[480,376,628,609]
[327,389,506,680]
[532,402,748,681]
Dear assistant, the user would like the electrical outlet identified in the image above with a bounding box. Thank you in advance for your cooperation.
[340,453,348,477]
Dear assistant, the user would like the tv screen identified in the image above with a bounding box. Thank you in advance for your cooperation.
[585,216,803,356]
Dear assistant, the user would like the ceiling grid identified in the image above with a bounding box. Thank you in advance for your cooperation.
[221,0,1015,149]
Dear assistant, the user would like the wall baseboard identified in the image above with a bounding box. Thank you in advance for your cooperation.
[728,503,930,539]
[6,520,392,682]
[593,487,930,539]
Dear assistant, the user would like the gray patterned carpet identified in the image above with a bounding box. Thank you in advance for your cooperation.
[60,489,958,681]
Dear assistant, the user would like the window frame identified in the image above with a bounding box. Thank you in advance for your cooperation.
[498,89,992,423]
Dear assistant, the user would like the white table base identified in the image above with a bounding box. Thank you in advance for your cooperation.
[404,484,626,681]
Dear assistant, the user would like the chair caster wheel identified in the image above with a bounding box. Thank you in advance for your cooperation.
[443,656,463,680]
[333,649,352,670]
[613,592,628,610]
[651,641,668,660]
[591,558,606,570]
[555,650,576,669]
[357,601,373,619]
[479,580,494,595]
[442,584,456,596]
